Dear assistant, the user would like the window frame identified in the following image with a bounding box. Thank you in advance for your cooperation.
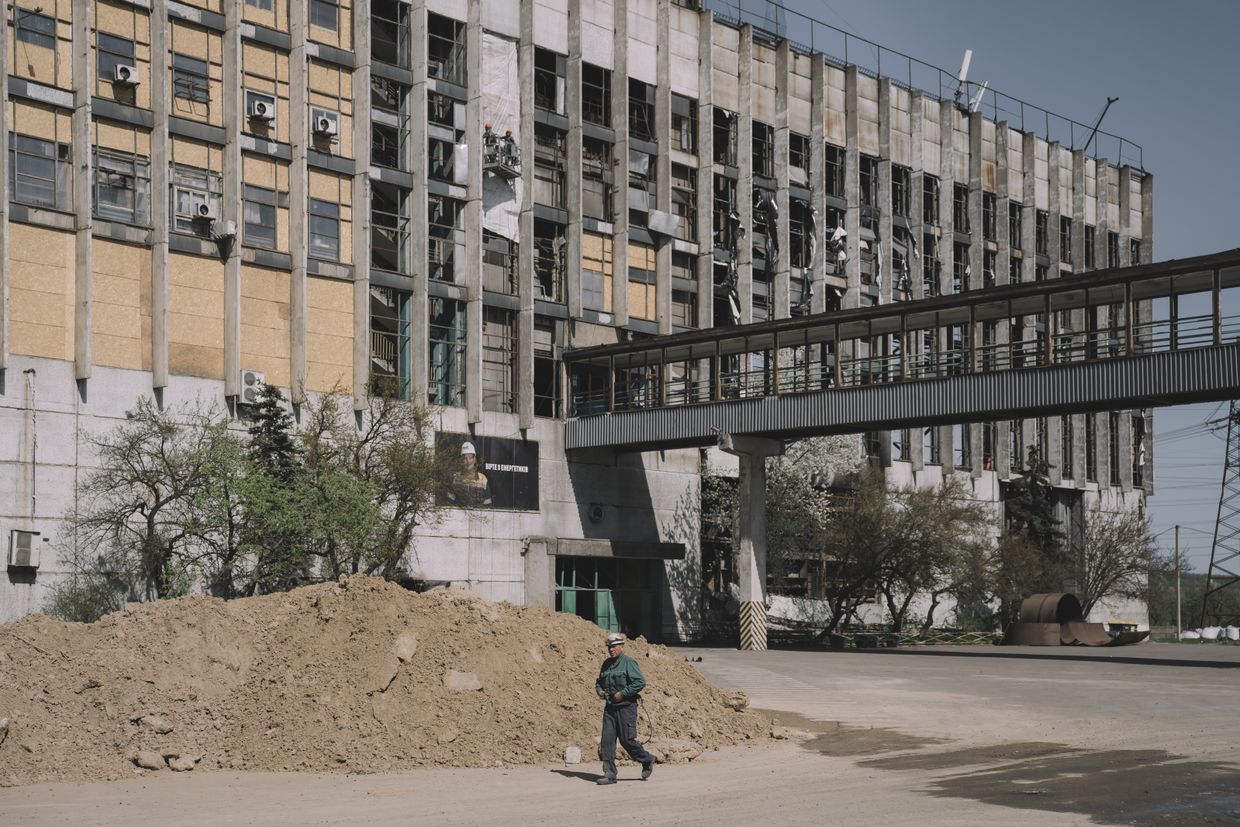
[170,164,222,235]
[242,183,278,249]
[310,0,340,33]
[15,7,56,49]
[308,198,341,261]
[93,147,150,225]
[96,32,135,83]
[172,53,211,105]
[10,133,71,211]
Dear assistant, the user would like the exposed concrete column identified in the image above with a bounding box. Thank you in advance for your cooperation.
[967,112,983,477]
[464,0,483,423]
[876,79,892,306]
[719,433,784,651]
[843,66,860,310]
[222,0,242,399]
[517,0,536,428]
[1140,171,1155,495]
[149,0,169,391]
[1018,131,1037,467]
[289,1,309,404]
[72,0,94,383]
[994,122,1011,478]
[695,10,714,328]
[936,101,954,465]
[736,26,754,323]
[908,91,925,472]
[565,0,584,319]
[350,0,373,410]
[773,40,790,320]
[808,58,826,315]
[0,0,8,374]
[409,3,429,402]
[1071,150,1086,272]
[610,0,630,326]
[654,0,673,335]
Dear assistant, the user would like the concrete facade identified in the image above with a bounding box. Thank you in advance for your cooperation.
[0,0,1152,635]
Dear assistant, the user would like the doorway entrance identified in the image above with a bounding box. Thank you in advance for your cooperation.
[554,555,662,640]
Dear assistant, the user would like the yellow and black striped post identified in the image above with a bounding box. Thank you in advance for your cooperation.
[739,600,768,651]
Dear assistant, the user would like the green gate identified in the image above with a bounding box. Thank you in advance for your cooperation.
[554,556,659,639]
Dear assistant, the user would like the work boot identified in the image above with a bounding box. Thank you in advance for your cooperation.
[596,776,617,785]
[641,762,654,780]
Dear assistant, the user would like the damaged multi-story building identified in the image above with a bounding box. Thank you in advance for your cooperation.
[0,0,1154,636]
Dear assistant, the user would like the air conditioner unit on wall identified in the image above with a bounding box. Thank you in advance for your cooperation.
[197,201,218,221]
[240,369,264,406]
[313,113,339,137]
[8,530,40,569]
[249,99,275,122]
[113,63,140,85]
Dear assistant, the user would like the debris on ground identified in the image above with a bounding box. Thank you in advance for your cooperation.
[0,576,768,786]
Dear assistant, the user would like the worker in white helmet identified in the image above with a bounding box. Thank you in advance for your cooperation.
[594,632,655,785]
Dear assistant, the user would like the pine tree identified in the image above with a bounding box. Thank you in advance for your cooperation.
[246,383,301,483]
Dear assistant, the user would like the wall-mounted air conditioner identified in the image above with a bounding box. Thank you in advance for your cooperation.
[240,369,265,405]
[113,64,140,85]
[197,201,218,221]
[313,112,339,137]
[249,99,276,122]
[8,530,40,569]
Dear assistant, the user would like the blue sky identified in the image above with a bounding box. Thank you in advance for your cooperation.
[731,0,1240,569]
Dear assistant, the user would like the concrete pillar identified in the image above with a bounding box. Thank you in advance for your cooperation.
[843,66,860,311]
[351,0,373,409]
[610,0,630,326]
[465,0,483,422]
[773,40,790,320]
[695,10,714,329]
[1140,171,1155,495]
[1019,131,1037,462]
[223,0,243,399]
[566,0,584,319]
[908,91,925,472]
[517,1,536,428]
[936,100,954,464]
[719,433,784,651]
[0,0,7,374]
[736,26,754,323]
[808,58,826,315]
[409,3,429,402]
[149,1,169,391]
[655,0,673,335]
[72,0,94,383]
[994,122,1011,478]
[967,112,983,477]
[289,1,309,404]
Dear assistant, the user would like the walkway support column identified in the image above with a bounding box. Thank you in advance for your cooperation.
[719,433,784,651]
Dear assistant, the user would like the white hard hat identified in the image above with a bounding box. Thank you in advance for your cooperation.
[460,441,476,456]
[605,633,625,647]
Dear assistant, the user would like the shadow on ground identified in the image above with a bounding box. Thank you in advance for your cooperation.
[763,709,1240,826]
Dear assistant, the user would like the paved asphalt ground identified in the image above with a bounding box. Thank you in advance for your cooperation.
[3,642,1238,826]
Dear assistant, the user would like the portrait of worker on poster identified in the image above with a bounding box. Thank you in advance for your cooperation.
[436,433,540,510]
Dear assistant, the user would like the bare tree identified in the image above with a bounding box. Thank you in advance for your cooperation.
[1072,505,1169,618]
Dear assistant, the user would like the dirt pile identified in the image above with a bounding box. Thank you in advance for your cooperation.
[0,576,767,786]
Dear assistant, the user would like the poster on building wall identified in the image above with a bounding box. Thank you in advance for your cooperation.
[436,432,539,511]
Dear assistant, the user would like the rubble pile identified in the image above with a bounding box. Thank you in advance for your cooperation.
[0,577,767,786]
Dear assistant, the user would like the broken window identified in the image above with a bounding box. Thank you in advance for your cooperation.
[533,317,561,418]
[1130,238,1141,264]
[581,136,613,221]
[628,78,655,142]
[982,192,996,241]
[789,132,810,176]
[428,193,464,282]
[672,252,697,327]
[891,165,910,217]
[925,426,941,465]
[1085,412,1097,481]
[628,241,656,321]
[371,181,409,273]
[582,232,613,312]
[482,231,518,294]
[1060,415,1073,478]
[953,242,969,293]
[534,48,566,114]
[582,63,611,127]
[372,0,411,68]
[826,144,845,199]
[429,297,466,407]
[790,197,811,269]
[482,306,517,413]
[983,250,996,289]
[712,173,738,252]
[173,53,210,105]
[1009,201,1023,249]
[1035,209,1048,255]
[954,425,970,470]
[534,124,566,209]
[953,183,969,233]
[859,155,878,208]
[370,286,411,400]
[672,163,697,243]
[534,218,566,302]
[94,147,151,226]
[1108,231,1120,268]
[1084,224,1096,269]
[427,12,466,86]
[752,121,775,179]
[713,108,737,166]
[922,232,940,296]
[1060,215,1072,264]
[922,174,940,226]
[1009,256,1021,284]
[372,77,411,170]
[672,94,697,153]
[628,148,655,228]
[1109,412,1122,486]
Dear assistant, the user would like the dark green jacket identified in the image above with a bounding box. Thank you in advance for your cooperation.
[595,652,646,705]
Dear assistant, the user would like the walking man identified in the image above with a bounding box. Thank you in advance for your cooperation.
[594,632,656,785]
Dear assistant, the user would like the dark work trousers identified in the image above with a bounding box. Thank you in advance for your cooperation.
[599,702,654,779]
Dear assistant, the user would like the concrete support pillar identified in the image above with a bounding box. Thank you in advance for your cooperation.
[936,101,954,465]
[736,26,754,323]
[566,0,584,319]
[72,0,94,383]
[351,0,373,409]
[464,0,483,423]
[773,40,790,320]
[610,0,630,326]
[1019,131,1037,462]
[289,2,309,404]
[877,79,892,306]
[719,433,784,651]
[149,1,169,391]
[0,0,8,374]
[908,91,925,472]
[222,0,243,399]
[695,10,714,329]
[843,66,860,311]
[808,59,826,315]
[409,3,430,402]
[654,0,673,335]
[1140,171,1155,495]
[994,122,1011,478]
[517,1,536,428]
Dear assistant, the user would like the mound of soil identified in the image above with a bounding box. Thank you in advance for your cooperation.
[0,577,767,786]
